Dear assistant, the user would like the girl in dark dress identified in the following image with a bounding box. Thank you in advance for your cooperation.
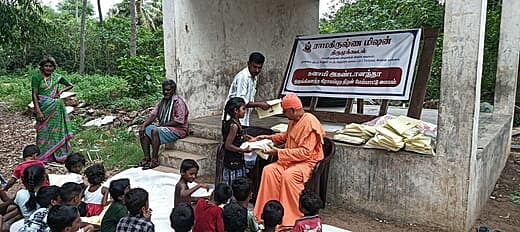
[221,97,252,185]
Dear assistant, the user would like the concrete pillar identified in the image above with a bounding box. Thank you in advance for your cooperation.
[494,0,520,116]
[437,0,487,230]
[162,0,176,81]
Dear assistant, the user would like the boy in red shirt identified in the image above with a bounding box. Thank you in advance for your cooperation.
[292,190,324,232]
[192,183,232,232]
[3,145,48,191]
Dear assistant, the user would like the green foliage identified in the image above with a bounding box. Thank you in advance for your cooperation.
[0,0,48,47]
[510,191,520,204]
[57,0,94,17]
[0,4,164,76]
[72,127,142,169]
[0,74,32,110]
[118,55,164,98]
[67,73,128,105]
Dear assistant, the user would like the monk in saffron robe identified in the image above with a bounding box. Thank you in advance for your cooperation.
[252,93,326,228]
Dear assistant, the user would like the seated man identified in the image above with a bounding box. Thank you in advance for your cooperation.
[252,93,325,228]
[139,79,189,169]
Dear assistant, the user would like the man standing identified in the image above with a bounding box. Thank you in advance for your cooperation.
[225,52,270,126]
[138,80,189,170]
[252,93,325,228]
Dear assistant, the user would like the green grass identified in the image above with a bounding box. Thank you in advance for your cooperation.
[0,75,32,110]
[72,127,143,170]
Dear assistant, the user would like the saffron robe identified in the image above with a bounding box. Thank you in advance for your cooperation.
[253,113,325,227]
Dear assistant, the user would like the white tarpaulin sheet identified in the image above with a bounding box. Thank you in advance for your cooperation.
[105,168,351,232]
[282,29,422,100]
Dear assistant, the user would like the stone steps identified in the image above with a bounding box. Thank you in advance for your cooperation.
[165,136,220,157]
[159,150,211,176]
[189,121,222,141]
[152,165,180,175]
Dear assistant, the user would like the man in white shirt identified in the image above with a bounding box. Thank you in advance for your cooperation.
[225,52,270,126]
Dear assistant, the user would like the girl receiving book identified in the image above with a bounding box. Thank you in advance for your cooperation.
[221,97,253,185]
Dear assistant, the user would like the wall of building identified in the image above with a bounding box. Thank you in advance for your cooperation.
[163,0,319,118]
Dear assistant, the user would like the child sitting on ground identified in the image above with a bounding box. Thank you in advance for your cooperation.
[261,200,284,232]
[221,97,253,185]
[49,153,86,187]
[83,163,109,217]
[3,145,47,191]
[47,205,81,232]
[231,177,259,232]
[21,185,60,231]
[292,190,324,232]
[174,159,208,207]
[10,164,49,232]
[169,203,194,232]
[58,182,95,231]
[192,183,232,232]
[116,188,154,232]
[100,178,130,232]
[222,201,248,232]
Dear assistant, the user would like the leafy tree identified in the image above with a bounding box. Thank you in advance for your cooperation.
[111,0,163,32]
[0,0,47,48]
[57,0,94,18]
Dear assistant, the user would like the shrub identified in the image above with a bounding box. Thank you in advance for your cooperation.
[73,74,128,105]
[117,55,164,98]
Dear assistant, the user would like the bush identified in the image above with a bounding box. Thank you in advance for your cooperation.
[71,74,128,105]
[117,55,164,98]
[0,74,32,110]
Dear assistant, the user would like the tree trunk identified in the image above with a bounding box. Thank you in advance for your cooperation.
[79,0,88,75]
[97,0,103,26]
[75,0,79,21]
[129,0,137,56]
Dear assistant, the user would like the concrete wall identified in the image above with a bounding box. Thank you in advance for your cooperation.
[163,0,319,118]
[326,114,511,231]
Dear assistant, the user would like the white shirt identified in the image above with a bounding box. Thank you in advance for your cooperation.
[224,67,257,126]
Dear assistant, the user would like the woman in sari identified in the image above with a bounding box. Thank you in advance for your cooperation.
[32,56,74,163]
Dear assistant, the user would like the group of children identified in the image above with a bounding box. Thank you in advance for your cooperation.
[173,159,324,232]
[0,145,139,232]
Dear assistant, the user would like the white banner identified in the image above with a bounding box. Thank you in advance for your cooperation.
[281,29,422,100]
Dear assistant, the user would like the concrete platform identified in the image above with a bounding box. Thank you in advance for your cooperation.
[189,108,511,231]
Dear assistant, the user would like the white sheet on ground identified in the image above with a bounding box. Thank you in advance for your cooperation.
[104,168,350,232]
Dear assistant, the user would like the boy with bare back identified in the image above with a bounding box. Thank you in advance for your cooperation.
[174,159,208,207]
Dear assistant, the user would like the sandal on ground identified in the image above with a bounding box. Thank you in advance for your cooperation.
[143,160,159,170]
[138,158,150,167]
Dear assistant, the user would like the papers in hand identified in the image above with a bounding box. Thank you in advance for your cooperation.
[256,99,283,119]
[189,183,215,198]
[240,139,274,160]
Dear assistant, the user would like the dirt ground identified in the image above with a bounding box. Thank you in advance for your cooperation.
[1,102,519,232]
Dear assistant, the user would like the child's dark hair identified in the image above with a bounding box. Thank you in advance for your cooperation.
[125,188,149,216]
[299,190,323,216]
[262,200,284,228]
[84,163,106,185]
[222,201,247,232]
[47,204,79,232]
[23,164,46,211]
[249,52,265,64]
[213,183,232,205]
[59,182,83,204]
[109,178,130,202]
[64,153,85,173]
[231,177,251,202]
[22,145,40,158]
[36,185,60,208]
[222,97,246,135]
[170,203,194,232]
[180,159,199,173]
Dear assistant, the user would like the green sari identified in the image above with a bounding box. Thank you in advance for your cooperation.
[32,72,73,163]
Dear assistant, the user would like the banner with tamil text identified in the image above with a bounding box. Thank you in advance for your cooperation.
[281,29,422,100]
